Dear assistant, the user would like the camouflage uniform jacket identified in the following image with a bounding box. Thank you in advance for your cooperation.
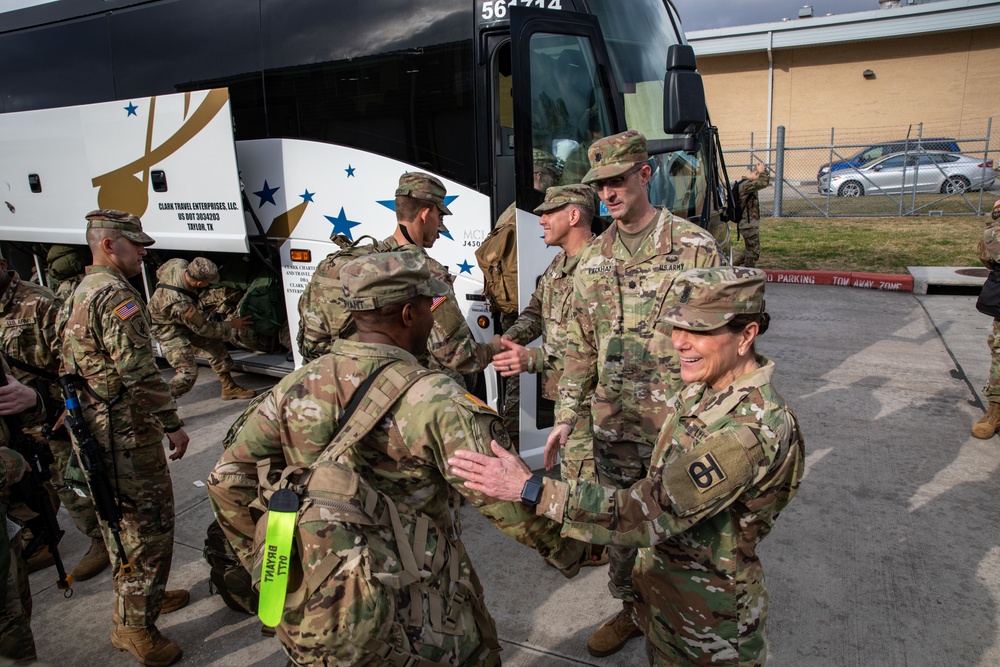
[209,338,579,567]
[981,203,1000,269]
[297,237,494,376]
[0,356,42,514]
[539,357,804,665]
[148,258,231,342]
[738,170,770,218]
[0,271,62,414]
[554,207,723,445]
[58,265,181,445]
[503,242,592,401]
[54,275,83,302]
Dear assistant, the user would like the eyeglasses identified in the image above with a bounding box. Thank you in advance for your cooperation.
[594,165,641,190]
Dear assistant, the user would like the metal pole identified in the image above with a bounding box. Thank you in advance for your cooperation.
[774,125,785,218]
[909,122,923,215]
[979,117,992,215]
[826,127,835,216]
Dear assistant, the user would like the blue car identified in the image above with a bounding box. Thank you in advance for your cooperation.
[817,138,961,181]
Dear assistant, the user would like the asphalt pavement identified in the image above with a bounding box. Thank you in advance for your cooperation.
[23,282,1000,666]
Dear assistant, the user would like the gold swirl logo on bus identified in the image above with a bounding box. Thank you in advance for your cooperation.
[91,89,230,217]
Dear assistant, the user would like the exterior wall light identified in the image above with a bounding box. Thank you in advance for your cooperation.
[863,69,876,79]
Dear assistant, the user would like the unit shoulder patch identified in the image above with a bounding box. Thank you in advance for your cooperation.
[664,428,756,516]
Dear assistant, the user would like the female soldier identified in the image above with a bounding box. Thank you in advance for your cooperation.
[449,266,805,666]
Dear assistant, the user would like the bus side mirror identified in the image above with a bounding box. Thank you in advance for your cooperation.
[663,44,706,135]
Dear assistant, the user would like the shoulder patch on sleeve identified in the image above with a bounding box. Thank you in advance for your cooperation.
[663,427,757,516]
[464,393,497,414]
[114,300,140,321]
[430,295,448,312]
[184,306,198,319]
[489,418,511,451]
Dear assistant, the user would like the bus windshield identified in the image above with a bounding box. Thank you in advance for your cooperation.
[587,0,708,219]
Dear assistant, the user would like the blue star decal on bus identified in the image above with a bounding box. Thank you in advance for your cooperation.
[253,181,280,208]
[457,259,473,274]
[300,189,315,203]
[325,207,362,240]
[124,102,138,117]
[345,165,356,178]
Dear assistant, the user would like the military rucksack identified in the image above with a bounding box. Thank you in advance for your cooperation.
[295,234,379,360]
[250,360,501,667]
[475,209,519,314]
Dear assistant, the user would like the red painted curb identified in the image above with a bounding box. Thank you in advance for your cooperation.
[763,269,913,292]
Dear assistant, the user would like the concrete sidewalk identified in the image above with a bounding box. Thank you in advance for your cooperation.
[23,284,1000,666]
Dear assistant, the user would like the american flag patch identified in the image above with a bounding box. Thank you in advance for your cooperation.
[431,295,447,312]
[114,300,139,320]
[464,393,496,413]
[184,306,197,319]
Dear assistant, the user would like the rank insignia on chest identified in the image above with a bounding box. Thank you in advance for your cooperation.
[687,452,726,492]
[114,300,139,320]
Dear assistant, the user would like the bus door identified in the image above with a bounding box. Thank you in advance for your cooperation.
[507,7,623,469]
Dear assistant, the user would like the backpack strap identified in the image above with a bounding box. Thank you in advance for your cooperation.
[155,282,198,300]
[320,360,439,464]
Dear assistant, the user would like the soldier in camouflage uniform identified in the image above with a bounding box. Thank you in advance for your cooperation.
[45,245,90,301]
[0,362,43,661]
[493,184,597,483]
[733,163,771,268]
[148,256,255,400]
[550,130,723,656]
[296,172,495,388]
[0,251,109,581]
[482,150,563,450]
[450,266,806,667]
[208,251,584,667]
[973,199,1000,438]
[57,210,191,667]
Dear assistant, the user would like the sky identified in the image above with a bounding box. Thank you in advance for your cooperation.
[673,0,937,31]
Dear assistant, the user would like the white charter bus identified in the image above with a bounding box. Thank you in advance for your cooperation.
[0,0,723,467]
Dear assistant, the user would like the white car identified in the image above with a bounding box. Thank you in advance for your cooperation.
[818,151,995,197]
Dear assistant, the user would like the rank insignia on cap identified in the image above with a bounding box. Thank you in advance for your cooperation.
[431,295,448,312]
[687,452,727,492]
[593,152,603,162]
[114,300,139,321]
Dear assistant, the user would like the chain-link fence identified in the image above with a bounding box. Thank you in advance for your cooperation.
[721,119,998,217]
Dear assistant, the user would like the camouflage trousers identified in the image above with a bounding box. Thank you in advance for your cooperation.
[0,525,36,660]
[986,319,1000,400]
[85,441,176,628]
[734,218,761,268]
[560,403,595,484]
[497,311,520,453]
[46,431,101,541]
[161,334,233,398]
[594,437,653,602]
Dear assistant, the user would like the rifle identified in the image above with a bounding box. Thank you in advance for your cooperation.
[0,371,73,593]
[56,374,133,576]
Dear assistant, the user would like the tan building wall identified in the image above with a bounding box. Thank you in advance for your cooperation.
[698,28,1000,181]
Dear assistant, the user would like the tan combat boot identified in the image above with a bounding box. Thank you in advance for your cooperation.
[586,601,643,657]
[25,545,55,573]
[160,589,191,614]
[110,624,182,667]
[218,372,255,400]
[71,537,110,581]
[972,402,1000,439]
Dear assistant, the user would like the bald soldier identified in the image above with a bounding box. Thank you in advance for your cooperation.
[208,250,584,667]
[57,210,191,667]
[552,130,724,656]
[148,257,255,400]
[296,172,494,388]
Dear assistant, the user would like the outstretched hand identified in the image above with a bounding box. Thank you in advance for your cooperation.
[493,337,528,377]
[544,424,572,471]
[449,440,532,502]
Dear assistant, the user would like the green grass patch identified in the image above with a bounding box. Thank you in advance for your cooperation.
[730,215,988,274]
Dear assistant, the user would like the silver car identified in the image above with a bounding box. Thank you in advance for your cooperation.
[818,151,996,197]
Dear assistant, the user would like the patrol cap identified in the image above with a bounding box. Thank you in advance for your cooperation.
[660,266,766,331]
[85,209,156,246]
[992,198,1000,221]
[395,172,452,219]
[533,149,561,177]
[582,130,648,184]
[533,184,596,214]
[341,250,449,311]
[186,257,219,283]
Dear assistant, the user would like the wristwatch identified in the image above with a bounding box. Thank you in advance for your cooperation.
[520,474,544,510]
